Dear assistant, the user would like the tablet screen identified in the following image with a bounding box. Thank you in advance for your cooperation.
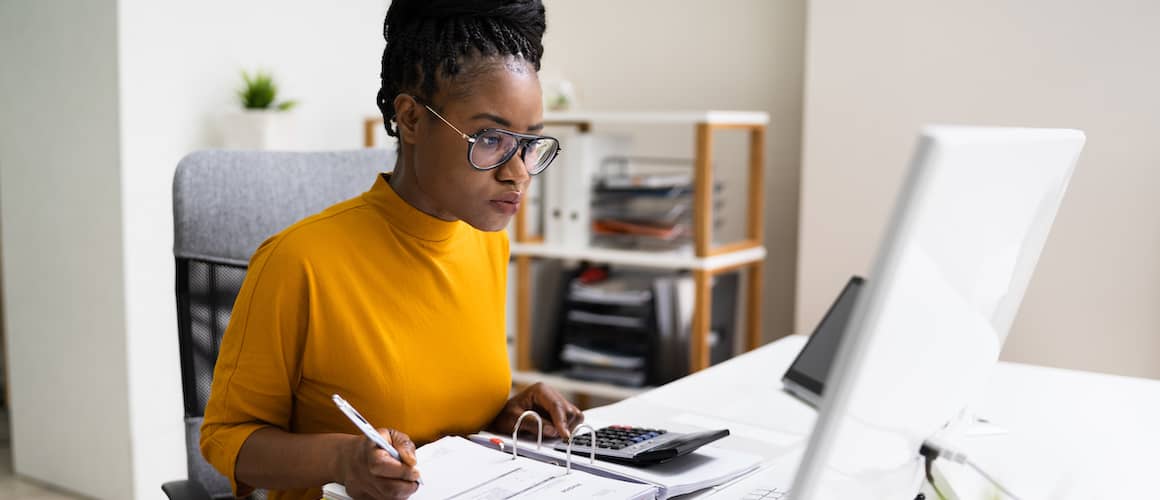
[783,276,864,399]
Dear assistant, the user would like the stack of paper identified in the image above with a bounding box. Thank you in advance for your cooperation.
[323,436,656,500]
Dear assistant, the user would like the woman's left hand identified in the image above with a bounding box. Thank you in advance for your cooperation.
[489,382,584,440]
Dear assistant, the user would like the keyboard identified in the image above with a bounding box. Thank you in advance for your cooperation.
[552,425,729,465]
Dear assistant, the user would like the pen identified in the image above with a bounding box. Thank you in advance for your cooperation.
[332,394,423,485]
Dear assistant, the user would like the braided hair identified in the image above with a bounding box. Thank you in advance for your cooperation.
[376,0,547,138]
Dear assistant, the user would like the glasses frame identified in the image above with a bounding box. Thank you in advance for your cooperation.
[421,103,562,175]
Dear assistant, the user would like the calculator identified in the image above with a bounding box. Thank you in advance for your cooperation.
[552,425,730,465]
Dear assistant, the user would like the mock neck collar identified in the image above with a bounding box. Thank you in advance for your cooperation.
[363,174,464,242]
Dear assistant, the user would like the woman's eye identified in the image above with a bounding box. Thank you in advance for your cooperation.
[478,134,503,148]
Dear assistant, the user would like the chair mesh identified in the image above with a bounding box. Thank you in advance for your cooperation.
[176,258,248,418]
[176,258,271,499]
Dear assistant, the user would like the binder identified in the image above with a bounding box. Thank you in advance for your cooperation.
[468,429,762,499]
[543,133,632,248]
[322,413,655,499]
[322,412,761,500]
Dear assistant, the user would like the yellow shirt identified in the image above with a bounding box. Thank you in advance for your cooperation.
[200,174,512,500]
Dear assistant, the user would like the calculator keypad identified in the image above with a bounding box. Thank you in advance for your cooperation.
[567,425,668,451]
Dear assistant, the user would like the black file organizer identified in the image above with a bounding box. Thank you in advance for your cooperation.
[551,264,739,387]
[553,264,657,387]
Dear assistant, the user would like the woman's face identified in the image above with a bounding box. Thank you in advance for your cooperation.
[398,59,544,232]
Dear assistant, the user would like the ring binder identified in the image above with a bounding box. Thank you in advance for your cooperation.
[511,410,543,460]
[326,427,761,499]
[564,423,597,474]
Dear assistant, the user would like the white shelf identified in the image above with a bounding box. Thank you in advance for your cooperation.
[544,110,770,126]
[512,370,650,400]
[509,242,766,271]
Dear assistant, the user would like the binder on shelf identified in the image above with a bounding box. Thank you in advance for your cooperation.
[543,133,632,248]
[324,413,760,500]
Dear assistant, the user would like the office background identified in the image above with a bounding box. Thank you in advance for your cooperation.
[0,0,1156,498]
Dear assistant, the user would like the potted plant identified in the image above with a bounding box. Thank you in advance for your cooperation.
[220,69,300,150]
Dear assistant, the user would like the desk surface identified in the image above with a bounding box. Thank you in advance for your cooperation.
[585,335,1160,499]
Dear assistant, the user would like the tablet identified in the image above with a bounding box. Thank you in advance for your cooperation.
[781,276,864,406]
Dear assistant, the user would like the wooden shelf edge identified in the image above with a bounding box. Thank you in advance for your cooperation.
[543,110,770,126]
[511,370,650,400]
[509,243,766,271]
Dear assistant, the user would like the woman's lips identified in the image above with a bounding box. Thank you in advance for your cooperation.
[490,193,521,215]
[489,199,520,215]
[493,192,521,203]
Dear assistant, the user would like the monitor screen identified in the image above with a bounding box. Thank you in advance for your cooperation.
[791,126,1086,499]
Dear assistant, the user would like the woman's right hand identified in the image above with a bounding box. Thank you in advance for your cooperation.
[335,428,422,500]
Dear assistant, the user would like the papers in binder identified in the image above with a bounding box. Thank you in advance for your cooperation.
[323,410,760,500]
[323,436,656,500]
[468,431,763,499]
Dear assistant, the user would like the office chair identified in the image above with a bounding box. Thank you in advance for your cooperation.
[165,149,392,500]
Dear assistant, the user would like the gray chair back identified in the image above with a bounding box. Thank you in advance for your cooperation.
[171,149,393,498]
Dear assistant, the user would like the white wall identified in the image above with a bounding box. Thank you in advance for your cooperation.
[116,1,387,497]
[2,1,390,497]
[540,0,807,342]
[118,0,390,153]
[799,0,1160,378]
[0,1,134,497]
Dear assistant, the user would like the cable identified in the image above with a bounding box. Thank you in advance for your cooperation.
[920,440,1024,500]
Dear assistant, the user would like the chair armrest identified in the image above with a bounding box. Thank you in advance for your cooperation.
[161,479,211,500]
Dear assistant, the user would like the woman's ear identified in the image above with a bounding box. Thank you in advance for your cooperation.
[393,94,422,145]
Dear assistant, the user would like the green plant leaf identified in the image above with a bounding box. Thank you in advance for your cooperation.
[237,69,280,109]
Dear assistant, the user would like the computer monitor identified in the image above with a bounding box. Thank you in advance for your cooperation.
[792,126,1086,499]
[781,276,865,407]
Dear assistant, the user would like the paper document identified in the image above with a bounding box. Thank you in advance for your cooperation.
[472,430,763,499]
[324,436,656,500]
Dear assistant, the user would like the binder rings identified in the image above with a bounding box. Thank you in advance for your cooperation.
[323,412,761,500]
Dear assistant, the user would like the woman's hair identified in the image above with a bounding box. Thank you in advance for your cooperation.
[377,0,547,138]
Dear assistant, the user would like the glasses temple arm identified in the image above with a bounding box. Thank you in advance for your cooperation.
[423,104,473,142]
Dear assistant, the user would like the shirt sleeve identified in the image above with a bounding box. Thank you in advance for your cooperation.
[200,234,313,496]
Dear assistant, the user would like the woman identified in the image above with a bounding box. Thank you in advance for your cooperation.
[199,1,582,499]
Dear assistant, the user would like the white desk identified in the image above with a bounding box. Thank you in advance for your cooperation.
[584,335,1160,499]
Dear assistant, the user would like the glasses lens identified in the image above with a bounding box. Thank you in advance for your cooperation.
[470,130,517,169]
[524,138,559,174]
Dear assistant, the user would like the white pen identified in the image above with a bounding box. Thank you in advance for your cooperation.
[332,394,423,485]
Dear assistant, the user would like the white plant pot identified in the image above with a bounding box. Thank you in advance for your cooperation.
[219,109,299,150]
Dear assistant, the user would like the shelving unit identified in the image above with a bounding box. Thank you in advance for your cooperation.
[364,110,770,400]
[511,110,769,399]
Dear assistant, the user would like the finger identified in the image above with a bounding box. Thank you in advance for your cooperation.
[377,477,421,499]
[517,411,548,437]
[534,388,574,440]
[365,477,419,500]
[387,429,419,468]
[369,449,422,482]
[566,402,585,428]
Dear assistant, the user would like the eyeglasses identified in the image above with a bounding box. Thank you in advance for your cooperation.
[423,104,561,176]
